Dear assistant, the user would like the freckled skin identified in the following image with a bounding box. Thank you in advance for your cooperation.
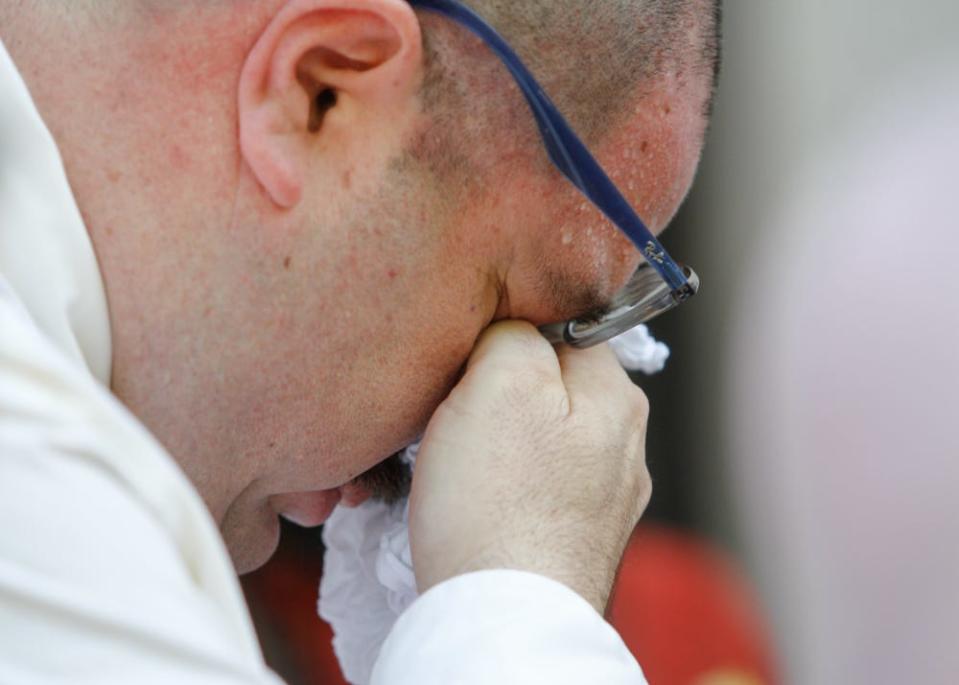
[3,2,712,571]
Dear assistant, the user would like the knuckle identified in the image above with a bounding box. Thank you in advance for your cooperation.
[627,384,650,416]
[624,465,653,521]
[620,430,651,500]
[635,468,652,509]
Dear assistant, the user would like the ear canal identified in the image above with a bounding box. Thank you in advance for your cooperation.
[309,88,338,132]
[236,0,423,209]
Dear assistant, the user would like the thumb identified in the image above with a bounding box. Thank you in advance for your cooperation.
[465,320,561,378]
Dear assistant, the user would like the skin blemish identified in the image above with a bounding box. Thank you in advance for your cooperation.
[342,169,352,190]
[387,268,399,280]
[283,256,292,270]
[640,140,649,154]
[169,142,191,171]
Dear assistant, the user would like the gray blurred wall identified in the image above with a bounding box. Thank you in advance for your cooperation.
[655,1,959,682]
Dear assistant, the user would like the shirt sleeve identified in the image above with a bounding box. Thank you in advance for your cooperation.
[371,570,647,685]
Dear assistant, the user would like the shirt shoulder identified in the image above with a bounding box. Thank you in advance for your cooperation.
[0,284,279,684]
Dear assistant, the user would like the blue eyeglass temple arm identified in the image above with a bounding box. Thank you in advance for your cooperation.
[409,0,692,295]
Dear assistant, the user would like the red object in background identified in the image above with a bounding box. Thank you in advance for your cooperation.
[608,525,777,685]
[242,525,349,685]
[243,522,777,685]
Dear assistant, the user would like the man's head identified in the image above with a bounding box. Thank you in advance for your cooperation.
[4,0,719,571]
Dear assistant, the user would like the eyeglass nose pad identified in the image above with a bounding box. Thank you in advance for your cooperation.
[539,264,699,349]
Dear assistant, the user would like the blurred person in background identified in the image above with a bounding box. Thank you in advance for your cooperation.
[0,0,722,683]
[726,53,959,685]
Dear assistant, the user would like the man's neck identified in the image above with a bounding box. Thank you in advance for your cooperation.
[1,5,253,513]
[1,3,247,366]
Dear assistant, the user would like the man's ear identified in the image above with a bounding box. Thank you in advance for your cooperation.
[238,0,423,208]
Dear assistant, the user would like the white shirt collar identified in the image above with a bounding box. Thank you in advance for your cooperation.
[0,38,112,385]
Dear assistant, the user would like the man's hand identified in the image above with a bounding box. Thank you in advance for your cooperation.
[408,321,652,614]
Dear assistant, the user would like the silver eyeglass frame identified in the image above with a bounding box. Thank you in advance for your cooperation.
[539,263,700,348]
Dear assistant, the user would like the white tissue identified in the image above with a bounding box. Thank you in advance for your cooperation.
[608,324,670,374]
[318,325,668,685]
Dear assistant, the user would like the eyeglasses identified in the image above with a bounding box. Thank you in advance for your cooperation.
[409,0,699,348]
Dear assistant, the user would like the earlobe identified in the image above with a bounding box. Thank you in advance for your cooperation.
[237,0,423,210]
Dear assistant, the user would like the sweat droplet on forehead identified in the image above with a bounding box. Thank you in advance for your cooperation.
[545,210,637,315]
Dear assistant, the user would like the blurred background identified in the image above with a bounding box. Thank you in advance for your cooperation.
[244,2,959,683]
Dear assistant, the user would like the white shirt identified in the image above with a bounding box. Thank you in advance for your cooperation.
[0,38,646,685]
